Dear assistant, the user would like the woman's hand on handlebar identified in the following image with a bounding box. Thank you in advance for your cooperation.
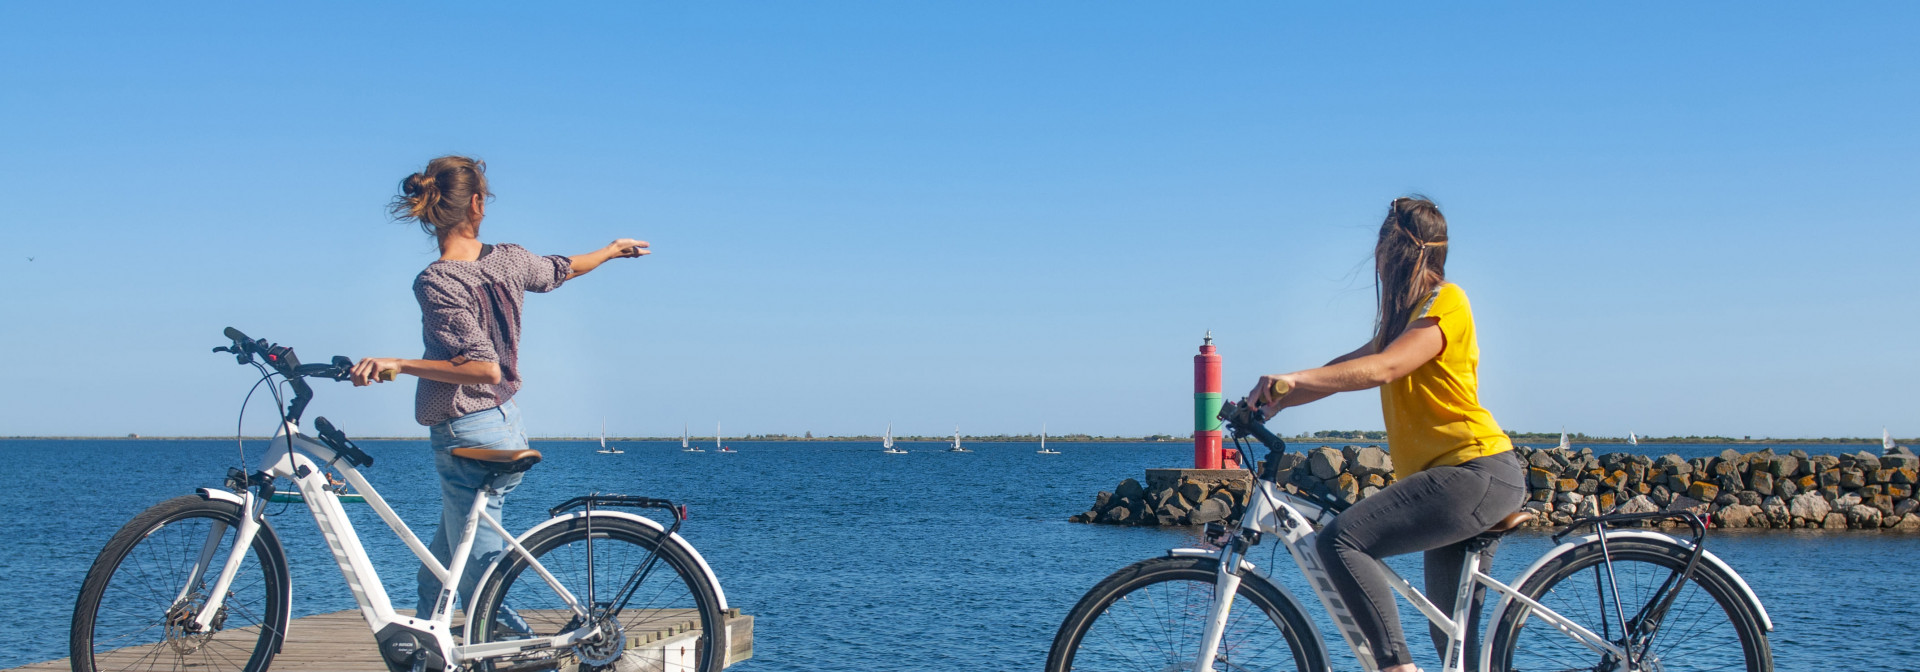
[1248,373,1296,419]
[350,358,404,386]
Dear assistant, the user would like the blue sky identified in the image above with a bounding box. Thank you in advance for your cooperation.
[1,3,1914,439]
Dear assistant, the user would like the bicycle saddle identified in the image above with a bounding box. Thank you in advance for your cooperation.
[1484,510,1534,535]
[450,447,543,474]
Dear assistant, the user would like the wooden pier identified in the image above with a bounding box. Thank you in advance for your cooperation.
[8,608,752,671]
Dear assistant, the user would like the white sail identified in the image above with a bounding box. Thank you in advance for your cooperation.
[716,422,722,450]
[953,427,961,450]
[1558,430,1570,450]
[1629,432,1637,446]
[1042,423,1046,451]
[682,424,689,449]
[884,423,894,450]
[600,418,607,449]
[1887,428,1897,453]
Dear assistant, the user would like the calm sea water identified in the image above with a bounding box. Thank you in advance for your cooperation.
[2,439,1909,671]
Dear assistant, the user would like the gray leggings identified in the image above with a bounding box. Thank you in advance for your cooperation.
[1315,450,1527,669]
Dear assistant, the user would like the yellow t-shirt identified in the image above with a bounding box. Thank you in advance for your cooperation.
[1380,283,1513,480]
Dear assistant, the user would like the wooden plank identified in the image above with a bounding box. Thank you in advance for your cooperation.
[11,609,753,672]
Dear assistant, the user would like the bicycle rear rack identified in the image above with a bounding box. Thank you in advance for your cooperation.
[549,494,685,535]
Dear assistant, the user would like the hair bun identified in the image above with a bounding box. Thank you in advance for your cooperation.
[390,156,491,237]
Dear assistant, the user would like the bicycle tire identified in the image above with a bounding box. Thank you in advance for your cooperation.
[70,494,291,672]
[468,514,725,672]
[1047,555,1327,672]
[1488,536,1771,672]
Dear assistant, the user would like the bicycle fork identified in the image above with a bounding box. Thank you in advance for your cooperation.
[1191,540,1248,671]
[191,493,266,632]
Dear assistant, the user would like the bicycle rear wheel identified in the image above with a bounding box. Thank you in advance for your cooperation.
[1047,555,1326,672]
[70,494,290,672]
[468,514,725,672]
[1489,536,1771,672]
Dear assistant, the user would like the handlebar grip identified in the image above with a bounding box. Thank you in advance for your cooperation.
[224,327,250,344]
[378,369,398,382]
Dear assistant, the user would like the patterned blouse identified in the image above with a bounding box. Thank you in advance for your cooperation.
[411,243,571,426]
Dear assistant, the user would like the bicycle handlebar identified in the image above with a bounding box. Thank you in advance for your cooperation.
[214,327,355,424]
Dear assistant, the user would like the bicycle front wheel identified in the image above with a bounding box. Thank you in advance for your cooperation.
[468,514,726,672]
[1047,555,1326,672]
[70,494,291,672]
[1489,536,1771,672]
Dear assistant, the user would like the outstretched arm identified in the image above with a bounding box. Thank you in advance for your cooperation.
[350,356,501,386]
[566,238,650,280]
[1246,318,1445,416]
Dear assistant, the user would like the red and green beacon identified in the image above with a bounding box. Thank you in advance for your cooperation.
[1193,331,1239,470]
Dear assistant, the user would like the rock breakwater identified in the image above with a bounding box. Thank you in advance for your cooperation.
[1070,444,1920,531]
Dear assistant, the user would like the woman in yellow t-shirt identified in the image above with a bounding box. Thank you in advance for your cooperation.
[1246,197,1525,672]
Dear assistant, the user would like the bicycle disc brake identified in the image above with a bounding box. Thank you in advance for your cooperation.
[573,614,627,667]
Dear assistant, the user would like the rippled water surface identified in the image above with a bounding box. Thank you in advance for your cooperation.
[1,439,1909,671]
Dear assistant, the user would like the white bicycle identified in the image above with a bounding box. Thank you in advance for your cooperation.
[1046,400,1774,672]
[69,328,730,672]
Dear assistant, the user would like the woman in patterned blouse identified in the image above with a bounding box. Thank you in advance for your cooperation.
[349,155,649,617]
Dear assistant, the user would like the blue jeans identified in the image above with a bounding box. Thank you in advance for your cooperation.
[417,400,527,616]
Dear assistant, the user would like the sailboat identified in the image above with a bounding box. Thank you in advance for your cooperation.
[1557,430,1570,451]
[1628,432,1638,447]
[1887,428,1900,456]
[717,425,733,453]
[947,426,971,453]
[683,424,706,452]
[882,423,907,454]
[596,418,623,454]
[1037,423,1059,454]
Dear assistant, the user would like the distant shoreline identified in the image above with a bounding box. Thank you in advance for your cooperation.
[0,435,1902,445]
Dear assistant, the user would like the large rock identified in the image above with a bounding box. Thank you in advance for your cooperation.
[1178,480,1205,504]
[1528,468,1556,490]
[1773,478,1798,498]
[1686,481,1720,502]
[1788,492,1831,522]
[1882,449,1919,471]
[1265,452,1307,481]
[1115,478,1146,501]
[1618,494,1659,515]
[1667,494,1708,514]
[1099,505,1134,524]
[1654,454,1693,477]
[1768,456,1799,479]
[1839,469,1867,489]
[1190,497,1231,525]
[1351,446,1394,477]
[1528,450,1558,471]
[1716,504,1760,528]
[1335,473,1361,503]
[1807,453,1838,471]
[1308,447,1345,481]
[1822,512,1849,529]
[1845,505,1883,529]
[1893,513,1920,531]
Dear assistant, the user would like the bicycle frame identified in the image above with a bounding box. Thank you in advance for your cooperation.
[185,421,602,667]
[1184,478,1635,672]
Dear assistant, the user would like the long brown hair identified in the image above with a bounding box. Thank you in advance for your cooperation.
[1371,196,1449,352]
[390,156,492,239]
